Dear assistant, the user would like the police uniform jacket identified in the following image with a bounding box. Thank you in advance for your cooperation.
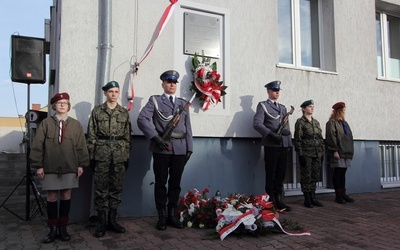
[253,99,292,147]
[137,94,193,155]
[87,102,131,163]
[293,116,324,157]
[30,116,90,174]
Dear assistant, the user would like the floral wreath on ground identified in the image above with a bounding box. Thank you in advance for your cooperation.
[190,53,227,111]
[178,188,311,240]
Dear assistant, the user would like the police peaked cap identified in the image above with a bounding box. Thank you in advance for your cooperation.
[300,99,314,108]
[160,70,180,82]
[102,81,120,91]
[264,80,282,90]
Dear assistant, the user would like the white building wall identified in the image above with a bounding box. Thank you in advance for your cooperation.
[53,0,400,140]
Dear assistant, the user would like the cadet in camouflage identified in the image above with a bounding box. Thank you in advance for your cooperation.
[87,81,131,237]
[293,100,325,208]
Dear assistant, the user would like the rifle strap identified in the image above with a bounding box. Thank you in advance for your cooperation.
[260,102,280,120]
[152,96,173,122]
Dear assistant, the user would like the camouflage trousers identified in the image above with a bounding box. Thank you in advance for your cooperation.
[94,159,126,211]
[299,156,322,193]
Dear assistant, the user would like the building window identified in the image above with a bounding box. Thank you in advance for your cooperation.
[379,142,400,188]
[376,12,400,79]
[278,0,336,71]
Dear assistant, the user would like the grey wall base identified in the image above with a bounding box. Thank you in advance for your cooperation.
[70,137,382,223]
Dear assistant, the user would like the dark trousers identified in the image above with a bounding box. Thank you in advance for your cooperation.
[153,153,186,209]
[332,167,347,189]
[264,147,289,196]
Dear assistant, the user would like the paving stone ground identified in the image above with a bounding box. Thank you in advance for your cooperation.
[1,188,399,249]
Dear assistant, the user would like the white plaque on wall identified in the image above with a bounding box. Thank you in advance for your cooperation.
[184,12,221,58]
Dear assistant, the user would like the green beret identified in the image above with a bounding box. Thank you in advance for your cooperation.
[102,81,119,91]
[300,99,314,108]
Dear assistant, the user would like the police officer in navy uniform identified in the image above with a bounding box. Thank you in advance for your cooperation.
[253,80,292,211]
[137,70,193,230]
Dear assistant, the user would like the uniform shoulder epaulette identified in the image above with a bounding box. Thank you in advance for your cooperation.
[150,95,161,98]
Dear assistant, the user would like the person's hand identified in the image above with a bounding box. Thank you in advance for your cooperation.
[77,167,83,178]
[334,151,340,160]
[151,135,170,151]
[36,168,45,180]
[268,131,282,143]
[281,128,290,136]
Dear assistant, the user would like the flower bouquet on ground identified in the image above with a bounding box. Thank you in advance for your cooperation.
[191,53,227,111]
[178,188,311,240]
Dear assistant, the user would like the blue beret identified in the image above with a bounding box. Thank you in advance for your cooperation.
[102,81,119,91]
[264,80,282,90]
[160,70,179,82]
[300,99,314,108]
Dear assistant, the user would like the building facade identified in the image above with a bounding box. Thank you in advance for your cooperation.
[45,0,400,221]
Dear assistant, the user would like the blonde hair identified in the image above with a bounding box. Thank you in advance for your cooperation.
[329,107,345,121]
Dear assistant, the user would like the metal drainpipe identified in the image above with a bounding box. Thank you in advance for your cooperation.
[95,0,112,105]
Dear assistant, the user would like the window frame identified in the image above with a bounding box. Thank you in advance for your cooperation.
[376,11,400,81]
[278,0,323,70]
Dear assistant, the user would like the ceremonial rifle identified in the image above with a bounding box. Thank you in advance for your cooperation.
[162,93,196,150]
[276,105,295,136]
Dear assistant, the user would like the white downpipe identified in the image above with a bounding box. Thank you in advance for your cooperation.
[95,0,112,105]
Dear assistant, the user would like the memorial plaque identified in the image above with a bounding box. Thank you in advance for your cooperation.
[184,12,221,58]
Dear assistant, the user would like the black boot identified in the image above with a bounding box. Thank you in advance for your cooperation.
[274,192,292,211]
[167,207,183,229]
[335,189,346,204]
[156,208,167,230]
[58,216,71,241]
[94,210,107,237]
[43,201,58,244]
[342,188,355,203]
[107,209,126,233]
[43,223,58,244]
[311,191,323,207]
[303,192,313,208]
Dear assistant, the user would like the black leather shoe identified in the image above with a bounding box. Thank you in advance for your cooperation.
[156,209,167,230]
[94,211,107,237]
[43,226,57,244]
[58,225,71,241]
[107,210,126,233]
[167,207,183,229]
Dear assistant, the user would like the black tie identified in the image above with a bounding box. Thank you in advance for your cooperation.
[169,96,174,106]
[274,102,278,108]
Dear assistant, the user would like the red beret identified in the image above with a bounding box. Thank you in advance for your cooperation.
[51,92,70,104]
[332,102,345,110]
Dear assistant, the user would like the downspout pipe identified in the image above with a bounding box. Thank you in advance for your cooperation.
[95,0,112,105]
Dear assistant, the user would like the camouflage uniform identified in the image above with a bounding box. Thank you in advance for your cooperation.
[293,116,324,193]
[87,102,131,210]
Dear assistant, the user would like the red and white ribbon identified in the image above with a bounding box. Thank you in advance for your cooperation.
[219,210,254,240]
[127,0,178,111]
[137,0,178,65]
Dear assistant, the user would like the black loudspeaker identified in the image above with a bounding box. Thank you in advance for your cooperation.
[11,35,46,84]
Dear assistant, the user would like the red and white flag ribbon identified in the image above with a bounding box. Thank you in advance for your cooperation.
[127,0,178,111]
[137,0,178,65]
